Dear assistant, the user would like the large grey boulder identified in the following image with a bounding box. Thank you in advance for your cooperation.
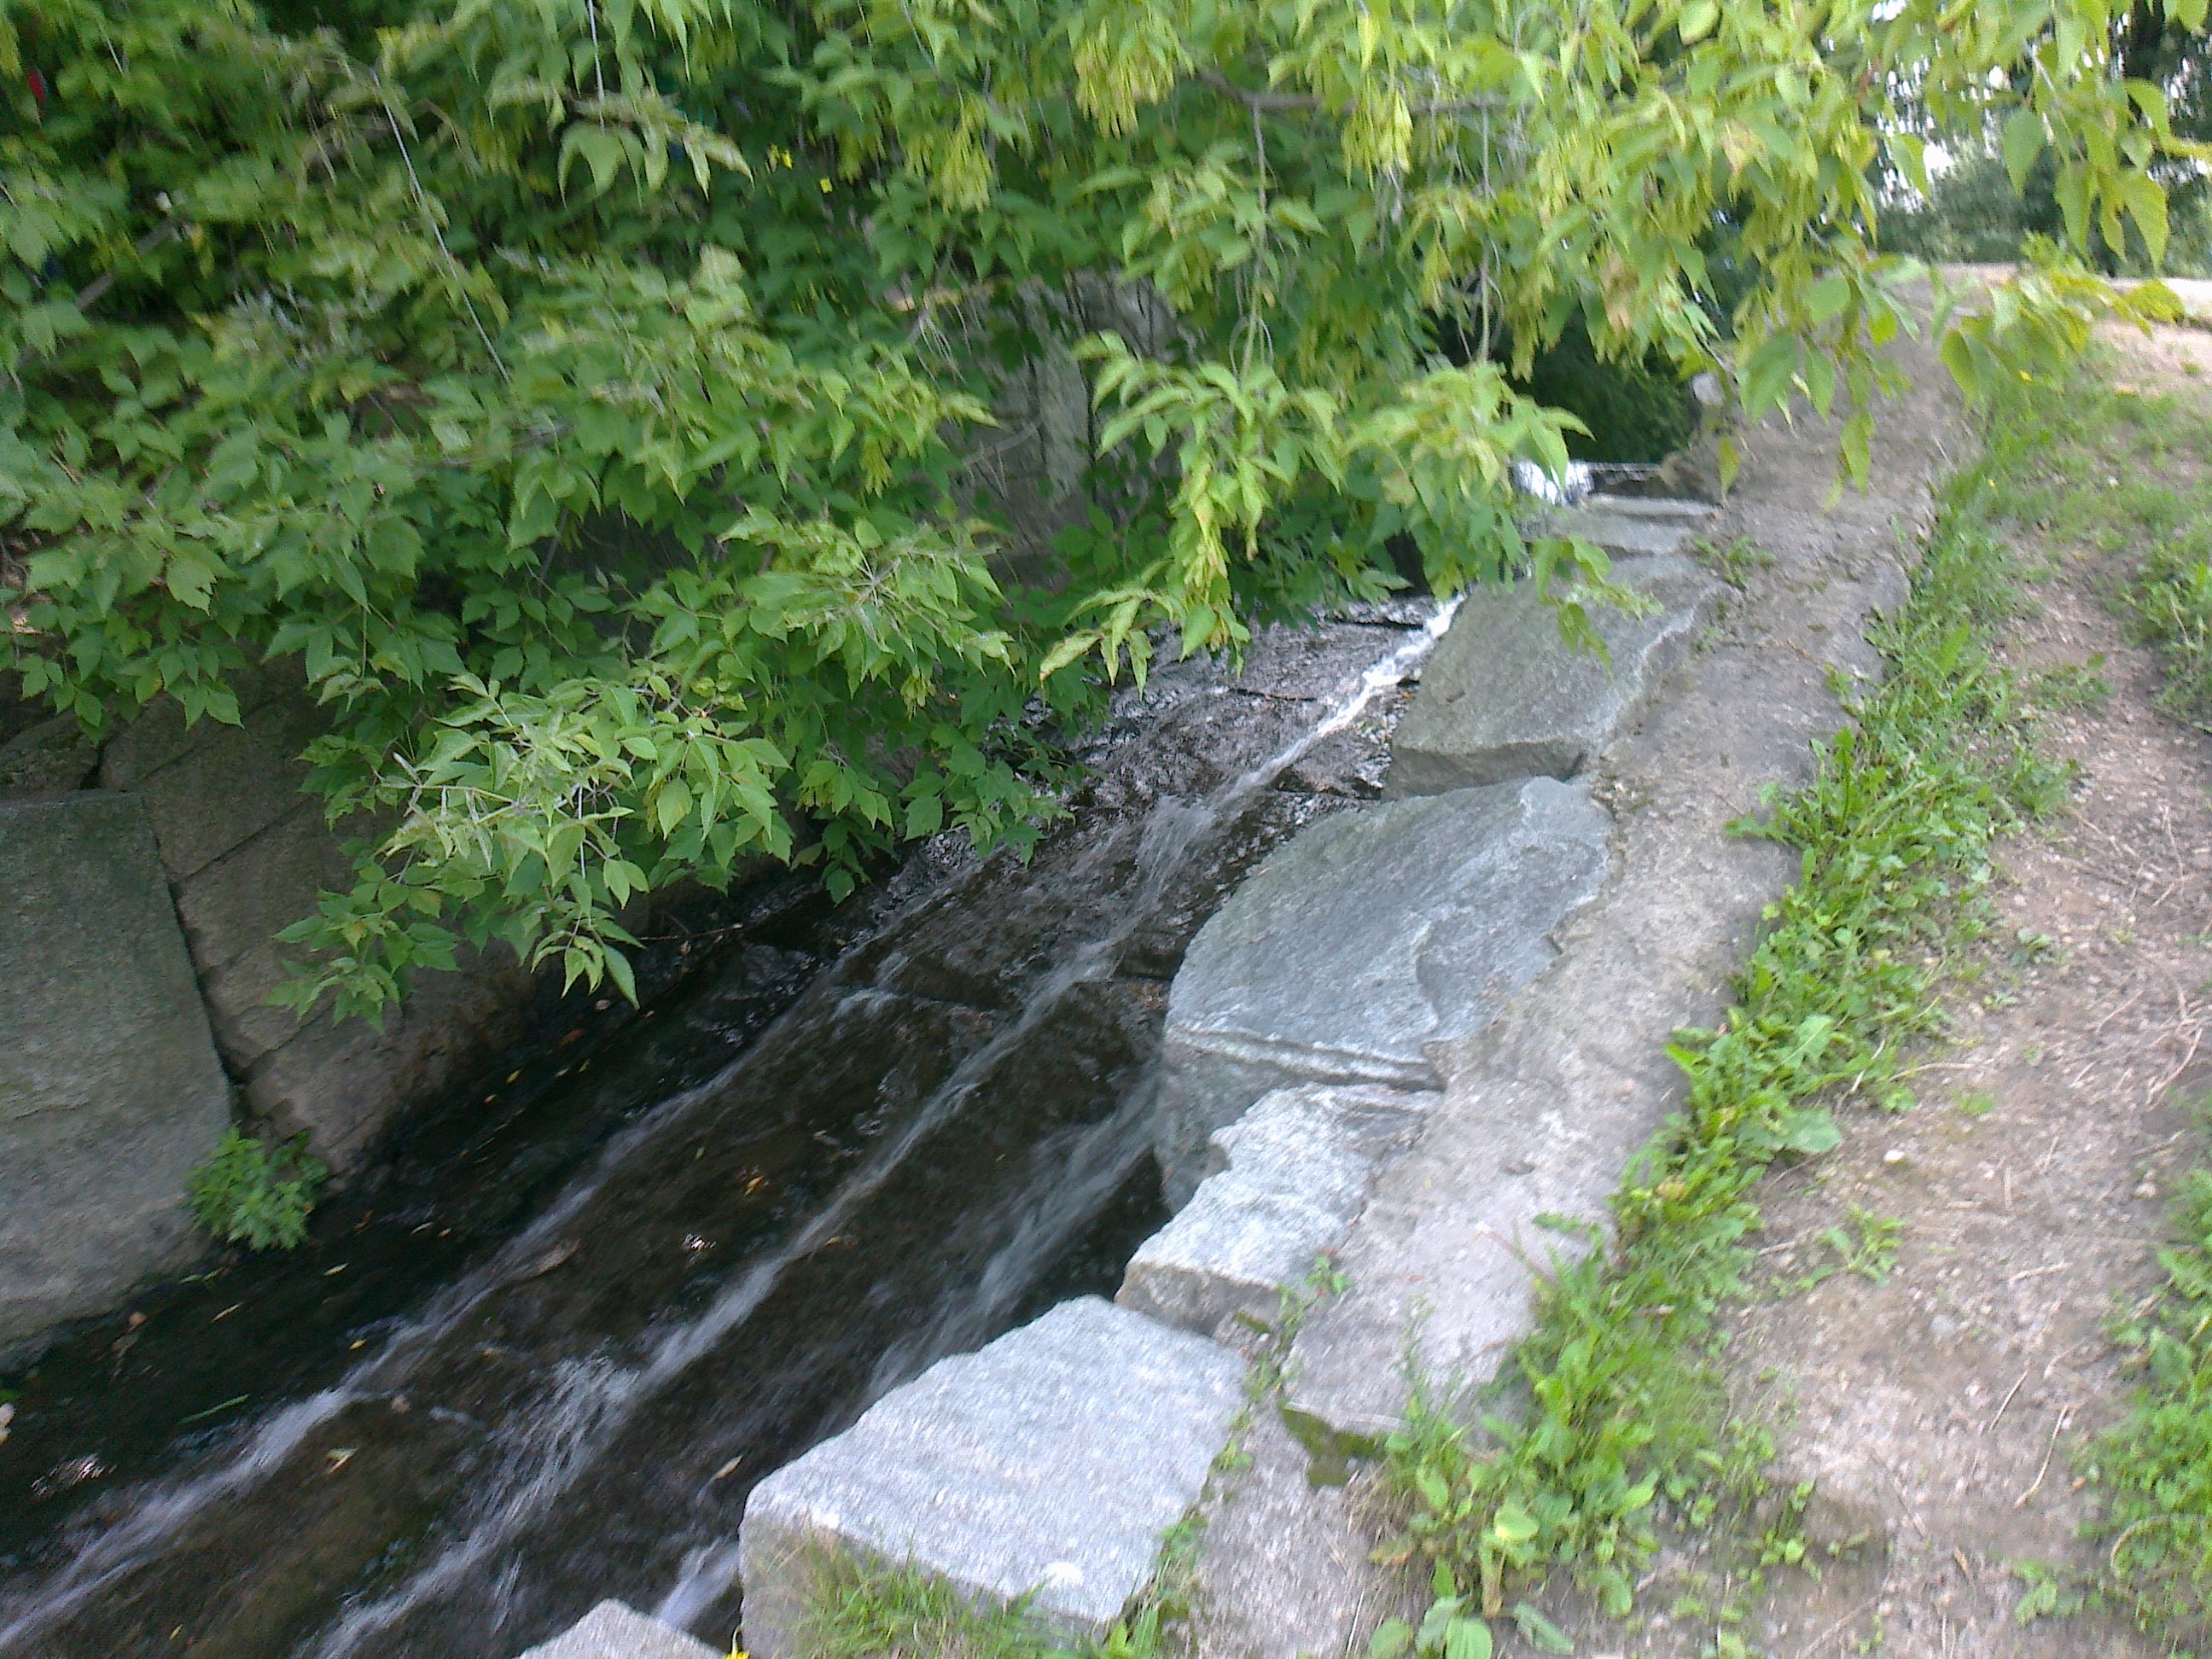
[1385,551,1724,797]
[515,1602,716,1659]
[0,793,231,1365]
[1153,778,1610,1205]
[738,1297,1243,1659]
[1119,1084,1435,1339]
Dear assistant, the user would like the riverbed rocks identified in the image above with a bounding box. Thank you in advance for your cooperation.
[1151,777,1611,1205]
[738,1297,1244,1659]
[1385,547,1725,796]
[0,793,231,1367]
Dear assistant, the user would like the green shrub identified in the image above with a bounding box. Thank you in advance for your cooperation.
[187,1130,328,1251]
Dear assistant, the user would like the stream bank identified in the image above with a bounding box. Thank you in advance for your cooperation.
[0,606,1438,1659]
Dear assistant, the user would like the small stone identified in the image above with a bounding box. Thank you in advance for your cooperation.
[1120,1084,1435,1336]
[513,1600,716,1659]
[1883,1149,1907,1166]
[2136,1178,2159,1200]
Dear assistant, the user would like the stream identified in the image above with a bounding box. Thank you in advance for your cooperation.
[0,606,1448,1659]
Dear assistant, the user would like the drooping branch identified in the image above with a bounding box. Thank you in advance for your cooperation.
[1196,67,1504,118]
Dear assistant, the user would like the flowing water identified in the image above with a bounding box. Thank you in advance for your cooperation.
[0,608,1451,1659]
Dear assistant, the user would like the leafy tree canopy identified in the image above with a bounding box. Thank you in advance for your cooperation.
[0,0,2198,1015]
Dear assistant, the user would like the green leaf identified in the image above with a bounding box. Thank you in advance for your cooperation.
[2004,108,2046,195]
[1678,0,1718,42]
[1777,1105,1841,1155]
[1368,1619,1414,1659]
[1742,334,1802,420]
[1511,1604,1574,1654]
[1443,1618,1494,1659]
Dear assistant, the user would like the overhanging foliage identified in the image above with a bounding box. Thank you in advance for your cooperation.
[0,0,2200,1012]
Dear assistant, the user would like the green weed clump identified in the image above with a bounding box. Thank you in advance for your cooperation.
[1962,354,2212,730]
[187,1129,328,1251]
[2081,1155,2212,1646]
[1377,403,2064,1627]
[796,1556,1167,1659]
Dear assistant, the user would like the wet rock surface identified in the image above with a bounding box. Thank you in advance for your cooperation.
[1386,549,1724,795]
[0,794,230,1370]
[737,1297,1243,1659]
[515,1600,715,1659]
[1153,777,1611,1203]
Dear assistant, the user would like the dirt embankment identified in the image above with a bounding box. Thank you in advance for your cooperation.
[1714,322,2212,1659]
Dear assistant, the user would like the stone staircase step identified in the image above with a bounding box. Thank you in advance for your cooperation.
[1119,1084,1437,1339]
[1153,777,1612,1205]
[737,1297,1243,1659]
[515,1600,718,1659]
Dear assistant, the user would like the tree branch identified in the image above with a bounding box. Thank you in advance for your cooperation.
[1196,68,1503,118]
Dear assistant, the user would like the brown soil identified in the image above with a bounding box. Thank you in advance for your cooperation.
[1635,322,2212,1659]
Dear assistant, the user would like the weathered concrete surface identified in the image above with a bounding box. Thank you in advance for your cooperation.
[1386,551,1725,796]
[515,1601,716,1659]
[1189,326,1959,1659]
[101,667,532,1169]
[0,712,98,797]
[0,793,230,1366]
[1119,1084,1435,1338]
[738,1296,1243,1659]
[1541,492,1718,558]
[1154,778,1610,1205]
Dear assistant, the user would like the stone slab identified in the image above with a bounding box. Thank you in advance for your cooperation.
[1152,777,1610,1205]
[738,1296,1243,1659]
[240,953,531,1167]
[100,674,533,1172]
[0,793,230,1366]
[515,1601,717,1659]
[1385,550,1725,797]
[1119,1084,1435,1338]
[0,713,98,798]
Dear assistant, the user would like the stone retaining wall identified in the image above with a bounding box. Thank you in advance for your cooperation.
[0,793,231,1367]
[96,665,531,1167]
[701,496,1738,1659]
[0,665,534,1365]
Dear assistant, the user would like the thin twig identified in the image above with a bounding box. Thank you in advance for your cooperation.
[73,218,181,312]
[2014,1404,2074,1508]
[1985,1365,2030,1433]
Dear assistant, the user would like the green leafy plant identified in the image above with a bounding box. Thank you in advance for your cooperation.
[0,0,2194,1023]
[186,1128,328,1251]
[1366,1573,1494,1659]
[1796,1206,1904,1289]
[2081,1145,2212,1643]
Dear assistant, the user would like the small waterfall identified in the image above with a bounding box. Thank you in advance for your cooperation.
[0,602,1458,1659]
